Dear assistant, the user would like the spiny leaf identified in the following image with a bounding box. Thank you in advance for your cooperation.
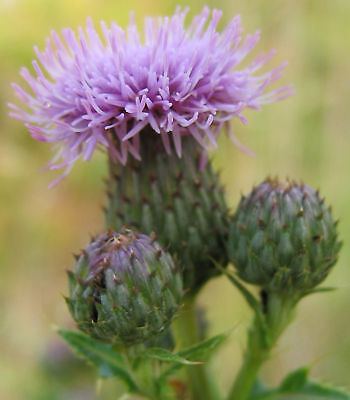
[301,286,336,298]
[216,264,271,347]
[142,347,201,365]
[220,267,261,314]
[160,333,227,379]
[177,332,228,360]
[57,328,138,391]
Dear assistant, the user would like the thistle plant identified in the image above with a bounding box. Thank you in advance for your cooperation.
[226,178,342,400]
[9,6,350,400]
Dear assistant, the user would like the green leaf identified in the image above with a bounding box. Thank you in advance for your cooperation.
[142,347,201,365]
[224,271,261,313]
[252,385,350,400]
[302,286,336,298]
[251,367,350,400]
[279,366,309,391]
[219,267,271,348]
[160,333,227,379]
[177,332,227,360]
[57,328,138,391]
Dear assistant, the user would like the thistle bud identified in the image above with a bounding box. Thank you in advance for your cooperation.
[106,133,229,293]
[227,178,341,293]
[66,229,183,346]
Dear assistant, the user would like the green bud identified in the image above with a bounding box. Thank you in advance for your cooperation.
[227,178,342,293]
[105,132,229,293]
[66,228,183,346]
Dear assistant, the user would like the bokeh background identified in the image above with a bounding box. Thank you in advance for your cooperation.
[1,0,350,399]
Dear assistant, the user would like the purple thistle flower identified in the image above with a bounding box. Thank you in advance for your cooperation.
[9,7,293,186]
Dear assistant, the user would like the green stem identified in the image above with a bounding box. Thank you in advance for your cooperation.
[122,345,162,400]
[227,292,297,400]
[172,296,222,400]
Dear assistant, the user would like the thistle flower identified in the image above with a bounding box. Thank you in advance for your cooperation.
[66,228,183,345]
[227,178,341,293]
[9,7,293,185]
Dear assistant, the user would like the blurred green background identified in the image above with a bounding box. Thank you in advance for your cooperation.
[1,0,350,399]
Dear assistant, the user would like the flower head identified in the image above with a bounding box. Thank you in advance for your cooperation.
[67,228,183,345]
[227,178,342,293]
[9,7,293,185]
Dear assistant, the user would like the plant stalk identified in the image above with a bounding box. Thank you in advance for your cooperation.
[172,296,222,400]
[227,292,297,400]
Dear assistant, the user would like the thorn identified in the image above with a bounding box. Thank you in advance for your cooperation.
[150,232,157,244]
[165,244,171,252]
[176,172,183,182]
[142,196,150,205]
[312,234,322,242]
[317,212,324,220]
[297,208,304,217]
[172,189,180,198]
[211,203,219,211]
[121,194,131,204]
[112,172,120,181]
[150,269,157,277]
[149,173,157,183]
[258,218,265,228]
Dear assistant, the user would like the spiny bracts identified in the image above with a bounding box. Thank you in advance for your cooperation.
[227,178,341,293]
[66,228,183,346]
[105,133,230,293]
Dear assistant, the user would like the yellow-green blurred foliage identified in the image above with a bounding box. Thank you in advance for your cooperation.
[1,0,350,399]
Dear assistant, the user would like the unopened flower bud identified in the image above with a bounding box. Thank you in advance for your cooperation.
[66,229,183,346]
[227,178,341,293]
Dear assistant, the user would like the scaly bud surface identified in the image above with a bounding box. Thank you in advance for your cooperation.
[66,228,183,346]
[227,178,341,293]
[106,132,229,293]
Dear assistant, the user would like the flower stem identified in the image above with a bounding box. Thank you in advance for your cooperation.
[172,296,222,400]
[122,345,163,400]
[227,292,297,400]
